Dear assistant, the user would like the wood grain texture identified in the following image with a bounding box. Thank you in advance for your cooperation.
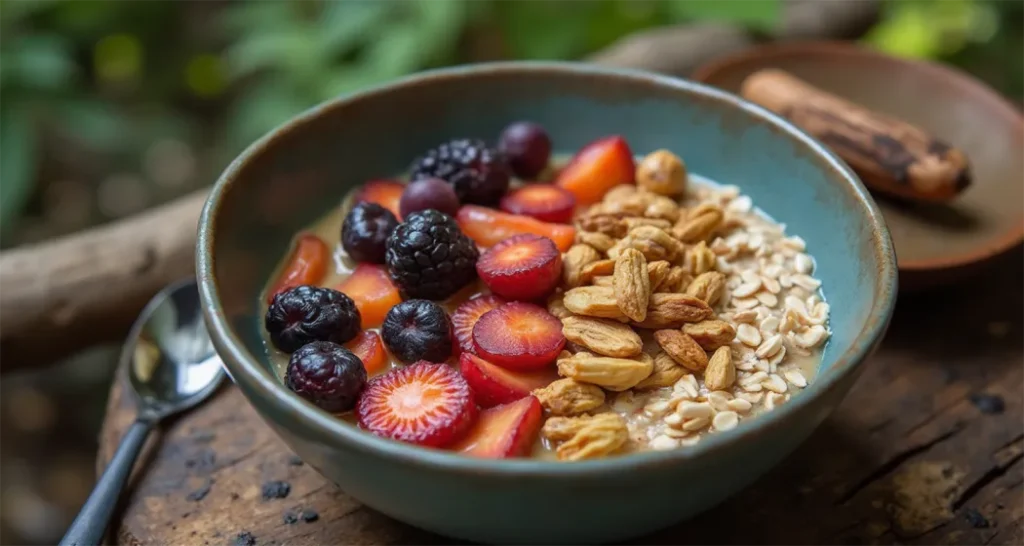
[98,250,1023,545]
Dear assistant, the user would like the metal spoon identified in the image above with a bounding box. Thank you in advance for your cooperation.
[59,279,225,546]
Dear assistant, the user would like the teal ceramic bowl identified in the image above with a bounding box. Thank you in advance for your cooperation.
[197,62,897,544]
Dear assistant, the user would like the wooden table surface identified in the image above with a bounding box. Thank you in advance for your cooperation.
[99,250,1023,546]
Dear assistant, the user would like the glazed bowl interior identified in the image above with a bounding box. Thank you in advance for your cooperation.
[197,62,896,542]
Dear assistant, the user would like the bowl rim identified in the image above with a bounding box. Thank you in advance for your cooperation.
[691,40,1024,274]
[197,60,898,477]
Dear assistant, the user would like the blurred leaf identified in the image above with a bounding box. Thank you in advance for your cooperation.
[3,34,76,91]
[0,105,37,233]
[226,81,309,150]
[668,0,780,30]
[55,98,128,148]
[222,2,296,35]
[498,0,594,59]
[0,0,61,28]
[94,33,143,84]
[319,0,392,53]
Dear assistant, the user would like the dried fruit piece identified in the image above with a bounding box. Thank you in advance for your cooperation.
[632,293,713,329]
[456,205,575,252]
[613,248,650,322]
[644,194,682,222]
[623,217,672,231]
[355,180,405,218]
[459,353,557,408]
[476,234,563,301]
[579,259,615,285]
[575,231,615,253]
[344,331,388,375]
[267,234,329,303]
[560,316,642,358]
[532,378,605,416]
[556,353,653,391]
[555,136,636,205]
[673,203,723,243]
[647,261,671,292]
[546,292,571,319]
[545,413,629,461]
[662,266,689,293]
[654,330,708,371]
[452,295,507,354]
[473,302,566,370]
[686,271,725,306]
[609,226,682,262]
[635,149,687,196]
[356,362,477,447]
[562,286,628,320]
[562,244,601,289]
[704,346,736,391]
[336,264,402,329]
[451,396,543,458]
[576,213,627,238]
[683,241,716,275]
[633,351,686,390]
[499,185,576,223]
[682,320,736,350]
[591,275,614,287]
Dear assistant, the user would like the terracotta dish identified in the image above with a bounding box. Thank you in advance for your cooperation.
[694,41,1023,290]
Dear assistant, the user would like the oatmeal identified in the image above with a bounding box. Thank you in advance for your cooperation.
[259,125,829,461]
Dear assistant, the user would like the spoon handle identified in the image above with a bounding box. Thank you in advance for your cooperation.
[59,418,153,546]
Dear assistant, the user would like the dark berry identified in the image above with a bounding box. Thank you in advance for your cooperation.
[498,121,551,179]
[385,210,479,300]
[409,139,510,206]
[400,178,460,218]
[284,341,366,412]
[265,286,361,352]
[341,202,399,264]
[381,300,454,363]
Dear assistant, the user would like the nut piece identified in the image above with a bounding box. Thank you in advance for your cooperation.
[547,292,572,319]
[533,378,606,416]
[543,413,629,461]
[654,330,708,371]
[609,226,683,262]
[580,259,615,285]
[562,286,628,320]
[634,351,686,390]
[683,241,716,275]
[686,271,725,305]
[575,231,615,254]
[557,353,654,391]
[613,248,650,322]
[662,266,690,293]
[682,319,736,350]
[673,203,723,243]
[632,293,712,329]
[644,195,682,222]
[561,316,643,357]
[704,346,736,390]
[563,244,601,288]
[577,213,626,238]
[636,149,687,196]
[647,261,671,291]
[623,217,672,232]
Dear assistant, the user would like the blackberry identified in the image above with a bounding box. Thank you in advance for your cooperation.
[385,210,479,300]
[381,300,454,363]
[265,286,361,352]
[409,139,510,206]
[342,202,399,264]
[284,341,366,412]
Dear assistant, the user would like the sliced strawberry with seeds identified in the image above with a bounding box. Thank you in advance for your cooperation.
[456,205,575,252]
[472,302,566,371]
[345,331,388,375]
[450,396,543,458]
[556,136,635,205]
[451,295,506,354]
[267,233,329,303]
[476,234,562,301]
[460,353,556,408]
[499,185,576,224]
[355,180,405,219]
[356,362,477,448]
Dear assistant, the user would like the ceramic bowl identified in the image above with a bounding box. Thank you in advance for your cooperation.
[196,62,897,544]
[692,41,1024,290]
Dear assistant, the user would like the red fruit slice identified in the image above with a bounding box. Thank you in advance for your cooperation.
[555,136,635,205]
[472,302,566,371]
[450,396,543,458]
[476,234,562,301]
[345,331,388,375]
[499,185,576,224]
[451,295,506,354]
[267,233,329,303]
[336,264,402,329]
[456,205,575,252]
[356,362,477,448]
[355,179,404,219]
[460,353,556,408]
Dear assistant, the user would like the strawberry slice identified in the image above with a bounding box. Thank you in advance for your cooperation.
[499,185,576,224]
[450,396,543,458]
[345,331,388,375]
[556,136,635,205]
[267,233,329,303]
[472,302,566,371]
[451,295,506,354]
[456,205,575,252]
[460,353,556,408]
[356,362,477,448]
[336,264,402,329]
[355,180,405,219]
[476,234,562,301]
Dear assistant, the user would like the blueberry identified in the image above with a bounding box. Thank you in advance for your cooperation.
[399,178,460,218]
[342,202,399,264]
[284,341,366,412]
[381,299,454,363]
[498,121,551,179]
[265,286,360,353]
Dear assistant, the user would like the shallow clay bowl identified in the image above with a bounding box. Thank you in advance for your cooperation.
[196,62,897,544]
[693,41,1024,290]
